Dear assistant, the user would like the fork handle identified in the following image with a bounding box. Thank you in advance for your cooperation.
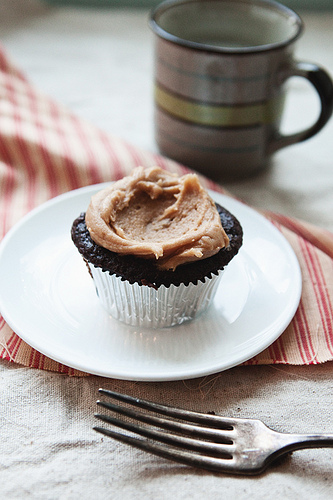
[283,433,333,453]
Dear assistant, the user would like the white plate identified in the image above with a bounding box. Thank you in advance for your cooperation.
[0,185,302,381]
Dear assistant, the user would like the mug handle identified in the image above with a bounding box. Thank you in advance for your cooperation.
[269,62,333,153]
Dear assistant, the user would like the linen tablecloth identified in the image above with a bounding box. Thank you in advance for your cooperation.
[1,5,333,499]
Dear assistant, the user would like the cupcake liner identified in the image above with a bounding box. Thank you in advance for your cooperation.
[87,263,224,328]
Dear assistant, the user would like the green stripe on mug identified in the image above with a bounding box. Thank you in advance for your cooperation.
[155,84,284,127]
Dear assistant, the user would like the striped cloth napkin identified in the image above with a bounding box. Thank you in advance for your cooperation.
[0,45,332,376]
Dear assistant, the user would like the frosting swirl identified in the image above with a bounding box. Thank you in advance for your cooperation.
[85,166,229,270]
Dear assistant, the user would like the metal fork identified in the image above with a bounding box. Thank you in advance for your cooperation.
[94,389,333,475]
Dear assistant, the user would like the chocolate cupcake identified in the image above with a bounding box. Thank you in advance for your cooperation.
[71,167,243,327]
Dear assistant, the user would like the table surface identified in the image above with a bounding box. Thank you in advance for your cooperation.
[1,1,333,499]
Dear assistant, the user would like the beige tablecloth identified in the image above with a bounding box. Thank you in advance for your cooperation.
[1,3,333,499]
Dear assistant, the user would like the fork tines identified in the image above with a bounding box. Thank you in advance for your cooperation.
[94,389,236,473]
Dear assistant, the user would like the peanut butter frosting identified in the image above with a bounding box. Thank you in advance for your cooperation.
[85,166,229,270]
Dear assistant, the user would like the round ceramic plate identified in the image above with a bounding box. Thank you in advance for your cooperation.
[0,185,302,381]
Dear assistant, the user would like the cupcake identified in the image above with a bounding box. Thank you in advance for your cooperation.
[71,167,243,328]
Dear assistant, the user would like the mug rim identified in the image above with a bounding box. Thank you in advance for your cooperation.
[149,0,303,54]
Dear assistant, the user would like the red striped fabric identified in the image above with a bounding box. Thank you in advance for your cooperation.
[0,45,332,375]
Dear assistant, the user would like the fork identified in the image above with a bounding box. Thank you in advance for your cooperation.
[93,389,333,475]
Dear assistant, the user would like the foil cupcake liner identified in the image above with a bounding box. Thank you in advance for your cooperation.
[87,263,223,328]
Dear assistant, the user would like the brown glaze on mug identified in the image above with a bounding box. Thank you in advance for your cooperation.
[150,0,333,180]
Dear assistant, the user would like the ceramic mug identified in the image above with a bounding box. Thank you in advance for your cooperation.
[149,0,333,179]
